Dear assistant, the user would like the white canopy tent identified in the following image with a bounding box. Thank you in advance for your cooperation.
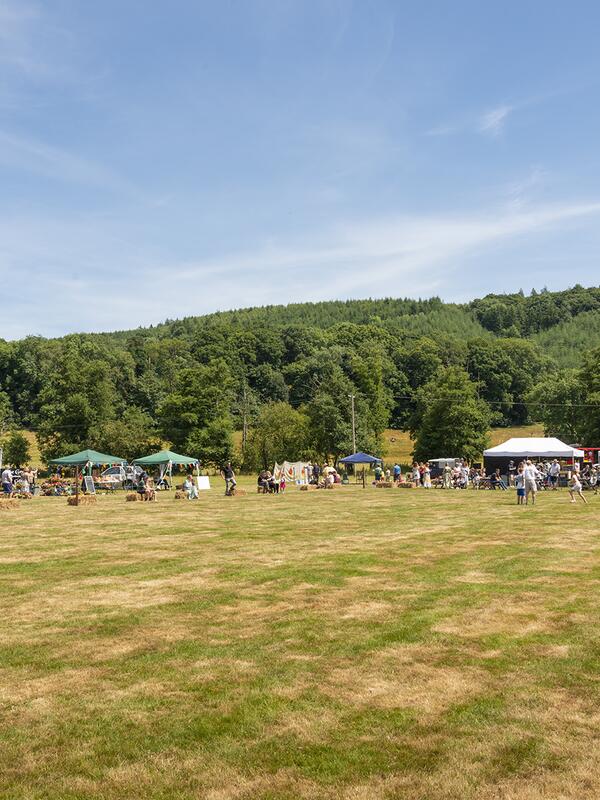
[483,437,584,460]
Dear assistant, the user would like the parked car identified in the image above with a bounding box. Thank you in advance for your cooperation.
[100,465,143,488]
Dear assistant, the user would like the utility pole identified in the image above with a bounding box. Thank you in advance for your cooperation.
[241,383,248,457]
[349,394,356,454]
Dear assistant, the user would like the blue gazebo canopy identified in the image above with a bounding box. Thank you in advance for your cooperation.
[339,452,383,465]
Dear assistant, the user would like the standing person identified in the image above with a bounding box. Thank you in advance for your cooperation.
[312,462,320,485]
[2,464,14,496]
[393,463,401,484]
[442,463,452,489]
[221,462,237,496]
[374,463,383,482]
[411,462,420,486]
[515,467,525,505]
[589,466,599,495]
[523,460,539,505]
[422,462,432,488]
[460,462,470,489]
[548,459,561,490]
[507,459,516,487]
[568,472,587,504]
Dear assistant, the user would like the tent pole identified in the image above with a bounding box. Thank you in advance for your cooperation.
[75,466,80,506]
[362,467,365,489]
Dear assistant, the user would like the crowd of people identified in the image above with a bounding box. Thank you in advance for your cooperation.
[4,453,598,507]
[257,469,286,493]
[1,465,38,498]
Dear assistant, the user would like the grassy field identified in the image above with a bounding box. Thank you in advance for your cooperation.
[1,481,599,799]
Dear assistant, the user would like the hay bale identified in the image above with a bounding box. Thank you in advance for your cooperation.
[126,492,140,502]
[376,481,393,488]
[67,495,97,507]
[0,498,18,511]
[229,488,246,496]
[299,484,316,491]
[174,490,186,500]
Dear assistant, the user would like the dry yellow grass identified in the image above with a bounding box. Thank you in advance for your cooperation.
[1,483,599,799]
[383,424,546,465]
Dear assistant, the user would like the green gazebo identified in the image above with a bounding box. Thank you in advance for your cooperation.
[132,449,199,488]
[48,449,126,504]
[49,449,126,472]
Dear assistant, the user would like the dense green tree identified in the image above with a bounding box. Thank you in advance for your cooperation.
[578,346,600,445]
[158,360,234,450]
[248,364,289,403]
[185,416,235,469]
[2,431,31,467]
[526,371,585,442]
[0,391,12,434]
[1,285,599,469]
[411,367,491,463]
[246,402,310,470]
[91,408,162,461]
[36,343,119,459]
[304,390,353,462]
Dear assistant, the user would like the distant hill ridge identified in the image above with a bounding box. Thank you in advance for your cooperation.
[97,284,600,344]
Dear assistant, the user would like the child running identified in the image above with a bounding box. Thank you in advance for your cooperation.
[568,473,587,504]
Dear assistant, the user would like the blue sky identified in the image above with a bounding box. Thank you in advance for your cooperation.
[2,0,600,338]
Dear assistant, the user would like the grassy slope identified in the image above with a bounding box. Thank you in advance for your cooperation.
[1,486,599,799]
[383,424,545,466]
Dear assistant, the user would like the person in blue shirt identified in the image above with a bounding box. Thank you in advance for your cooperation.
[393,463,401,483]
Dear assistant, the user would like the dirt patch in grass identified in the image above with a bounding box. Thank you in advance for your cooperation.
[325,658,491,719]
[434,595,560,638]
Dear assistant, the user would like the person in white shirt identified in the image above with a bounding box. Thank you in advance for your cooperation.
[549,459,561,490]
[523,460,540,505]
[568,473,587,504]
[1,466,14,496]
[422,463,432,488]
[515,467,525,505]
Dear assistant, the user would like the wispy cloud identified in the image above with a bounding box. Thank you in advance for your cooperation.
[504,165,548,210]
[0,130,144,197]
[478,104,514,136]
[427,102,515,138]
[0,0,46,77]
[2,199,599,339]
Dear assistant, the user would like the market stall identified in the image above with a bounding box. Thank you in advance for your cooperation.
[338,451,383,488]
[132,449,200,490]
[483,437,584,476]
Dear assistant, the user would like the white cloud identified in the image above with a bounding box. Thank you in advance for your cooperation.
[2,199,600,339]
[478,104,514,136]
[0,130,141,196]
[427,103,515,138]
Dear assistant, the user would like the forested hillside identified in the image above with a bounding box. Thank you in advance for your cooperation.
[1,285,600,468]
